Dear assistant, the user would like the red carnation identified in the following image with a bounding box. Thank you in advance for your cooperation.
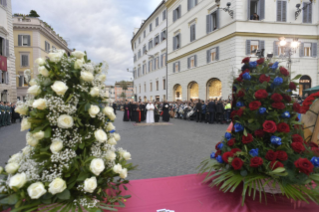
[294,158,314,175]
[271,93,283,102]
[282,94,292,102]
[255,89,268,99]
[292,134,303,143]
[242,57,250,63]
[222,152,234,164]
[272,102,285,110]
[231,110,237,119]
[291,142,305,153]
[279,67,289,76]
[242,134,254,144]
[227,138,235,147]
[215,150,222,157]
[265,150,278,161]
[237,108,244,117]
[276,150,288,161]
[249,101,262,111]
[293,103,301,113]
[231,148,242,154]
[257,58,265,65]
[215,142,222,150]
[231,158,244,170]
[263,120,277,133]
[237,90,245,98]
[289,82,297,90]
[277,123,290,133]
[236,77,243,83]
[270,161,284,170]
[250,157,264,168]
[259,74,271,83]
[254,129,265,137]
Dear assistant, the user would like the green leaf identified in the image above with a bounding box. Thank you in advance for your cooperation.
[44,127,52,138]
[240,170,248,177]
[76,172,89,182]
[292,74,302,80]
[57,189,71,200]
[0,193,19,205]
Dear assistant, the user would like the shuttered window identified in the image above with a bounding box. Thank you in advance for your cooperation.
[173,61,181,73]
[45,41,50,52]
[190,24,196,42]
[149,23,152,32]
[188,0,198,11]
[156,17,159,27]
[276,0,287,22]
[143,64,146,74]
[1,39,9,57]
[143,30,146,38]
[161,53,166,67]
[0,0,7,7]
[300,43,317,57]
[163,79,166,90]
[245,40,265,55]
[173,5,182,22]
[138,50,141,59]
[207,47,219,63]
[247,0,265,20]
[163,10,166,20]
[21,54,29,67]
[206,10,220,34]
[148,40,153,50]
[161,30,167,41]
[188,55,197,69]
[143,45,147,54]
[18,35,31,46]
[173,34,181,50]
[154,35,159,46]
[303,2,312,23]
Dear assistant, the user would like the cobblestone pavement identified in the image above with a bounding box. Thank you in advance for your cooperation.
[0,112,228,180]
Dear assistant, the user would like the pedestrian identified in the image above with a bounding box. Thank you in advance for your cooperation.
[201,100,206,123]
[195,99,202,122]
[225,100,232,123]
[216,99,224,124]
[140,102,146,121]
[135,102,142,123]
[112,101,117,115]
[146,101,155,124]
[154,101,160,122]
[0,101,3,127]
[162,100,170,122]
[123,100,130,122]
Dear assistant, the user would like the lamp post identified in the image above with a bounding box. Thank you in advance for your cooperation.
[127,68,136,101]
[295,0,314,20]
[278,37,300,79]
[215,0,234,19]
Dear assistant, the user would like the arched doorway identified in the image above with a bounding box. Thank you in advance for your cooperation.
[173,84,182,101]
[299,75,311,97]
[187,81,199,101]
[206,78,222,100]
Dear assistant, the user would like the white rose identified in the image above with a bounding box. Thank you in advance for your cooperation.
[5,162,19,174]
[38,66,49,77]
[35,58,46,66]
[123,152,132,160]
[71,51,86,59]
[94,129,107,143]
[108,113,116,121]
[74,59,84,69]
[107,137,117,146]
[119,168,128,179]
[8,153,22,163]
[22,146,32,155]
[106,123,115,132]
[48,52,63,63]
[27,85,41,96]
[9,173,27,188]
[50,138,63,154]
[21,118,31,131]
[26,132,39,147]
[29,79,37,86]
[57,115,74,129]
[15,105,28,115]
[98,74,106,82]
[113,163,122,174]
[51,81,68,96]
[81,71,94,82]
[103,107,114,116]
[83,177,97,193]
[90,87,100,97]
[89,105,100,118]
[33,131,45,140]
[27,182,47,199]
[32,98,47,110]
[0,166,3,174]
[48,178,67,195]
[105,150,116,161]
[113,133,121,141]
[90,158,105,176]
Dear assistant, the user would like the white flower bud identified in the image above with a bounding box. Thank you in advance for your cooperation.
[57,115,74,129]
[32,98,47,110]
[90,158,105,176]
[38,66,49,77]
[90,87,100,97]
[83,177,97,193]
[9,173,27,188]
[48,178,67,195]
[89,105,100,118]
[5,162,19,174]
[105,150,116,161]
[113,163,122,174]
[27,182,47,199]
[51,81,68,96]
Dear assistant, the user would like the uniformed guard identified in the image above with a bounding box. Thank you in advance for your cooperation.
[0,101,3,127]
[7,102,11,125]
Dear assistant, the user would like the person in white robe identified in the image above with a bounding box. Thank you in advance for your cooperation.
[146,102,155,123]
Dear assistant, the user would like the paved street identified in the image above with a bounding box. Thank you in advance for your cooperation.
[0,112,228,180]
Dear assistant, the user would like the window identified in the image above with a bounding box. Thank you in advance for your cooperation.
[156,81,159,91]
[134,42,136,49]
[21,54,29,67]
[188,55,197,69]
[45,41,50,52]
[143,63,146,74]
[304,43,311,57]
[173,5,182,22]
[0,0,7,7]
[149,23,152,32]
[163,79,166,90]
[173,61,181,73]
[139,85,141,93]
[143,45,147,54]
[144,84,146,92]
[188,0,198,11]
[245,40,264,55]
[139,50,142,59]
[161,53,166,67]
[148,60,153,72]
[299,43,317,57]
[154,57,159,70]
[161,30,166,41]
[163,10,166,20]
[247,0,265,21]
[190,24,196,42]
[277,0,287,22]
[303,2,312,23]
[0,70,9,85]
[154,35,159,46]
[139,37,141,44]
[150,82,153,92]
[18,35,30,46]
[144,30,146,38]
[156,17,159,27]
[148,40,153,50]
[173,34,181,50]
[207,47,219,63]
[134,54,137,62]
[207,11,219,34]
[0,38,9,57]
[138,67,141,77]
[299,75,311,97]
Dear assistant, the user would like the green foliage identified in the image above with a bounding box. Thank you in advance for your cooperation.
[29,10,40,17]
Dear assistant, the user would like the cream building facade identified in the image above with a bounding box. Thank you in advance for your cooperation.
[13,16,71,100]
[165,0,319,101]
[0,0,17,103]
[131,1,168,102]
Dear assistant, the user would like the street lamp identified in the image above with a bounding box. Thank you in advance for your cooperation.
[215,0,234,19]
[127,68,136,101]
[144,50,154,58]
[278,37,300,78]
[295,0,314,20]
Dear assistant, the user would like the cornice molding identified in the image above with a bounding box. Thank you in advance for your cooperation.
[165,0,177,9]
[0,26,9,36]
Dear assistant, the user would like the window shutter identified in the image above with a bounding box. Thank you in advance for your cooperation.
[247,0,251,20]
[206,15,210,34]
[187,57,190,69]
[303,2,307,23]
[312,43,317,57]
[19,75,23,87]
[178,5,182,19]
[173,10,177,22]
[194,55,197,67]
[195,0,198,6]
[284,42,290,56]
[173,63,176,73]
[178,61,181,72]
[277,1,282,22]
[190,25,193,42]
[0,70,2,84]
[18,35,22,46]
[27,35,31,46]
[5,39,9,57]
[216,47,219,60]
[2,38,6,57]
[173,36,176,50]
[259,40,265,52]
[260,0,265,20]
[5,72,8,84]
[178,34,181,49]
[207,50,211,63]
[188,0,191,11]
[193,24,196,41]
[246,40,251,55]
[282,1,287,22]
[299,42,304,57]
[273,41,279,56]
[148,61,150,72]
[216,10,220,29]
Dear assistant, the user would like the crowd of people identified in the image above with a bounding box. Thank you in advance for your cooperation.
[0,101,20,128]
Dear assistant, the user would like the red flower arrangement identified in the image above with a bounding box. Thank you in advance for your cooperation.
[276,150,288,161]
[292,134,304,143]
[254,129,265,137]
[277,123,290,133]
[270,161,284,170]
[291,142,305,153]
[279,67,289,76]
[250,157,263,168]
[257,58,265,65]
[259,74,270,83]
[242,57,250,63]
[265,150,277,161]
[272,102,285,110]
[222,152,234,164]
[282,94,291,102]
[249,101,261,111]
[271,93,283,102]
[263,120,277,133]
[227,138,235,147]
[232,158,244,170]
[237,90,245,98]
[231,148,241,154]
[294,158,314,175]
[289,82,297,90]
[293,103,301,113]
[242,134,254,144]
[255,89,268,99]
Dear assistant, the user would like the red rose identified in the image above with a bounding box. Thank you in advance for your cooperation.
[215,142,222,150]
[257,58,265,65]
[215,150,222,157]
[231,148,242,154]
[227,138,235,147]
[292,134,303,143]
[263,120,277,133]
[291,142,305,153]
[242,57,250,63]
[270,161,284,170]
[309,142,318,148]
[279,67,289,76]
[254,129,265,137]
[250,157,263,168]
[272,102,285,110]
[222,152,234,164]
[231,158,244,170]
[282,94,292,102]
[237,90,245,98]
[249,101,261,111]
[277,123,290,133]
[276,150,288,161]
[236,77,243,83]
[265,150,278,161]
[242,134,254,144]
[271,93,283,102]
[231,110,237,119]
[259,74,271,83]
[237,108,244,117]
[294,158,314,175]
[255,89,268,99]
[289,82,297,90]
[293,103,301,113]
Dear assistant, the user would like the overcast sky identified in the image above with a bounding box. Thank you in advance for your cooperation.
[12,0,163,85]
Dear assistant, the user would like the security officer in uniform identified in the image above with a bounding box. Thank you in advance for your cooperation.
[0,101,3,127]
[6,102,11,125]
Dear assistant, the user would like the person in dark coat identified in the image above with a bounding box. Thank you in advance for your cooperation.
[123,100,130,121]
[154,101,160,122]
[201,100,206,123]
[216,99,224,124]
[140,102,146,121]
[129,101,134,121]
[112,101,117,115]
[162,100,170,122]
[195,99,202,122]
[135,103,142,123]
[208,99,216,124]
